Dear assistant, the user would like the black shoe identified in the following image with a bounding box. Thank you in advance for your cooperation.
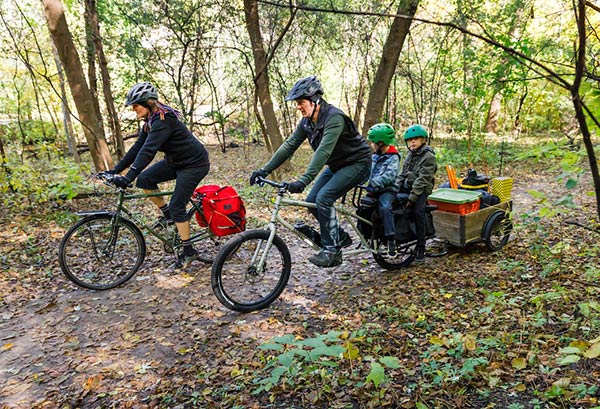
[174,249,199,269]
[414,246,425,263]
[387,241,397,257]
[153,215,174,230]
[308,250,342,268]
[339,231,353,248]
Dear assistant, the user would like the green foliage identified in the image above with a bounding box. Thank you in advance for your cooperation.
[517,139,596,219]
[434,135,516,174]
[252,329,401,403]
[0,150,90,210]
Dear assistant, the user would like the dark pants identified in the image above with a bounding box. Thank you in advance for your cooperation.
[306,160,371,252]
[377,191,396,239]
[136,160,210,222]
[412,193,428,248]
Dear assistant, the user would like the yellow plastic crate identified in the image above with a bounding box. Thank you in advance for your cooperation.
[491,177,513,202]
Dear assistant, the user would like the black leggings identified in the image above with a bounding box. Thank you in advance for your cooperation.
[136,160,210,222]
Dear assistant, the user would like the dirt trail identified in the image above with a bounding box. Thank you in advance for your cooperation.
[0,147,594,408]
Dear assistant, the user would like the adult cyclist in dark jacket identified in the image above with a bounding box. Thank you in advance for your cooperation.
[250,76,371,267]
[103,82,210,268]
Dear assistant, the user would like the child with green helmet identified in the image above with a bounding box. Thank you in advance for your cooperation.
[397,124,437,262]
[366,123,401,256]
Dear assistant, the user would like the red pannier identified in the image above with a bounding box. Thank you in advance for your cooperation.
[192,185,246,237]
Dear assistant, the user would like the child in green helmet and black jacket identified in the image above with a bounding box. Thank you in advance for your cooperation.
[397,124,437,263]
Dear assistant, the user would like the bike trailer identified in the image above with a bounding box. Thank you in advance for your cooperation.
[193,185,246,236]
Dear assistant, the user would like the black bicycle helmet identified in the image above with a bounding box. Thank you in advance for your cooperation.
[125,82,158,106]
[285,76,324,102]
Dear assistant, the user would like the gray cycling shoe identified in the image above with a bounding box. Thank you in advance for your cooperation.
[308,250,342,268]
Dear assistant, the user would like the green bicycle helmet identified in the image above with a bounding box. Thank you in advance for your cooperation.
[285,76,324,102]
[403,124,428,140]
[125,82,158,106]
[367,123,396,145]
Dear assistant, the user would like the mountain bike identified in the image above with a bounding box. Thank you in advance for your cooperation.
[59,173,222,290]
[211,177,438,312]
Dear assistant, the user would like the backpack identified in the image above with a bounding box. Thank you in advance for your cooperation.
[193,185,246,237]
[461,168,490,190]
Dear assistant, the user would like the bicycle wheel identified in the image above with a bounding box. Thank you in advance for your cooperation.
[373,240,417,270]
[483,211,513,251]
[211,229,291,312]
[59,214,146,290]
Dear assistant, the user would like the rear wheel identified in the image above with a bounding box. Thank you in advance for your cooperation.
[211,229,291,312]
[59,214,146,290]
[373,240,417,270]
[483,211,512,251]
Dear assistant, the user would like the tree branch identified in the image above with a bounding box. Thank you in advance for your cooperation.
[257,0,573,90]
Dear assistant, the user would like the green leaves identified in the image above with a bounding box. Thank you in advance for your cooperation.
[365,357,400,388]
[253,330,403,399]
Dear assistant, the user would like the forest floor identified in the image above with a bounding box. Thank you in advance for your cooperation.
[1,143,599,409]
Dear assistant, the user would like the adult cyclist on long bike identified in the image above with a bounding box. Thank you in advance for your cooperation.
[250,76,371,268]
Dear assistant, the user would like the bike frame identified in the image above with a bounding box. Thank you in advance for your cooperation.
[78,187,213,250]
[253,185,378,273]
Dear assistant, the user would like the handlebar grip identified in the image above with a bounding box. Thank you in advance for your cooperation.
[257,176,287,189]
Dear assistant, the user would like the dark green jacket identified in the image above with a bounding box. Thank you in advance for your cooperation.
[396,145,437,203]
[262,100,371,185]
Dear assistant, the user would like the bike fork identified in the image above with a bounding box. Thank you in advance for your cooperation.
[251,225,277,274]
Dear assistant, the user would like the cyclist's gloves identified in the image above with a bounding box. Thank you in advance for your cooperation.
[96,169,116,180]
[287,180,306,193]
[113,175,132,188]
[250,169,268,186]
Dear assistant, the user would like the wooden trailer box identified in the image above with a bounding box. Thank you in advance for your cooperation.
[432,201,512,246]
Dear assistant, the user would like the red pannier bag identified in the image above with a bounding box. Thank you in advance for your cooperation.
[192,185,246,236]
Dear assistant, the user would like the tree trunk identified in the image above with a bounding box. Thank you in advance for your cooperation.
[243,0,284,154]
[83,2,103,134]
[572,0,600,218]
[42,0,113,171]
[362,0,419,135]
[52,44,80,162]
[485,93,502,134]
[86,0,125,158]
[484,0,532,134]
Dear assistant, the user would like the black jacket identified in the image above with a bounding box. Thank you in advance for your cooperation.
[115,111,209,180]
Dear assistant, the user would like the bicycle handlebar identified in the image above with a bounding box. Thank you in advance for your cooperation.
[94,172,130,190]
[256,176,289,190]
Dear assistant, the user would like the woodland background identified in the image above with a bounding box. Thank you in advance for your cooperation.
[1,0,600,408]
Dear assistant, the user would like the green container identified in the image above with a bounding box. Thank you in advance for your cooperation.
[428,188,482,204]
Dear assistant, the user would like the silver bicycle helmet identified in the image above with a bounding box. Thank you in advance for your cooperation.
[125,82,158,106]
[285,76,324,102]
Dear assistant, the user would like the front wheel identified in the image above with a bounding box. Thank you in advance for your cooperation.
[59,214,146,290]
[211,229,291,312]
[373,240,417,270]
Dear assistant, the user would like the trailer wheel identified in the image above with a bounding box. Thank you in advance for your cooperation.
[482,210,512,251]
